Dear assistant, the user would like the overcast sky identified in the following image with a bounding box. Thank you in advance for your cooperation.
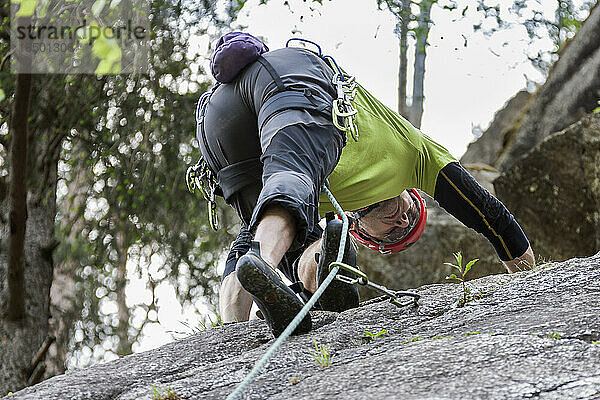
[232,0,551,158]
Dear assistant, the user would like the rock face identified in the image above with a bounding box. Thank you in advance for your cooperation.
[495,113,600,262]
[7,253,600,400]
[461,90,533,166]
[496,3,600,170]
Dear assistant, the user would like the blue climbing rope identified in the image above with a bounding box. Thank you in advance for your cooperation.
[227,184,348,399]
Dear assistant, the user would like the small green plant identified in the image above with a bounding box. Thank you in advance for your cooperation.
[169,315,232,338]
[432,335,451,340]
[530,255,554,271]
[445,251,479,306]
[465,331,481,336]
[402,336,424,344]
[198,314,227,332]
[310,339,333,368]
[363,329,388,340]
[592,341,600,345]
[548,331,562,340]
[151,385,181,400]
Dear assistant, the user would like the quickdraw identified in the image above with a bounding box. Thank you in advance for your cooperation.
[286,38,359,141]
[329,261,420,307]
[326,58,359,141]
[186,159,219,231]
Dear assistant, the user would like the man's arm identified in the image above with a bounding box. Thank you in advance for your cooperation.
[434,162,534,273]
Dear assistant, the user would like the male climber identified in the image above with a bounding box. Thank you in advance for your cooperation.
[192,32,535,338]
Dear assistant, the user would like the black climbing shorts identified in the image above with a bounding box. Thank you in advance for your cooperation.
[212,121,344,282]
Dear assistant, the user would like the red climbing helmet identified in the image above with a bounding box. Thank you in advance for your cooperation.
[349,189,427,254]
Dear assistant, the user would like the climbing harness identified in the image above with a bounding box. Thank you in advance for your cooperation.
[227,182,420,400]
[185,91,220,230]
[188,38,360,230]
[286,38,359,141]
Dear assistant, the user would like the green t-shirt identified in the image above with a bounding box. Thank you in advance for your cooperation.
[318,84,457,214]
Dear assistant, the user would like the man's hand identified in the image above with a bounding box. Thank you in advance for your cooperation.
[502,245,535,273]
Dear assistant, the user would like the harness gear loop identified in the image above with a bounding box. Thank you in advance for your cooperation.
[187,88,222,230]
[186,158,219,231]
[328,66,359,141]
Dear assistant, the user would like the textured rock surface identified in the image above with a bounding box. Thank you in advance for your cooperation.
[496,3,600,170]
[461,90,532,166]
[495,113,600,262]
[7,253,600,399]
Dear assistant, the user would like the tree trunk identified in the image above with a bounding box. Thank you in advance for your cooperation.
[115,229,132,357]
[1,19,58,390]
[7,71,31,321]
[46,166,88,377]
[410,0,434,128]
[397,0,411,119]
[1,129,57,395]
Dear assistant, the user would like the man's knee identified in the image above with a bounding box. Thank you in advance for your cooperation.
[262,171,315,204]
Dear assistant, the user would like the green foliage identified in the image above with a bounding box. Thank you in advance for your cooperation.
[151,385,181,400]
[197,314,228,332]
[548,331,562,340]
[464,331,481,336]
[402,336,424,344]
[310,339,333,368]
[445,251,480,306]
[363,329,388,340]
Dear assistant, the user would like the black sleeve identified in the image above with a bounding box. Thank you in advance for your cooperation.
[433,162,529,261]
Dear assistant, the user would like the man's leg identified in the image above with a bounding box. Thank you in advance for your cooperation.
[297,239,321,293]
[219,205,296,323]
[234,123,343,336]
[219,274,253,322]
[253,205,297,268]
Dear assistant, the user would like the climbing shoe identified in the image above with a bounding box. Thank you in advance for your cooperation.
[316,216,360,312]
[236,242,312,337]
